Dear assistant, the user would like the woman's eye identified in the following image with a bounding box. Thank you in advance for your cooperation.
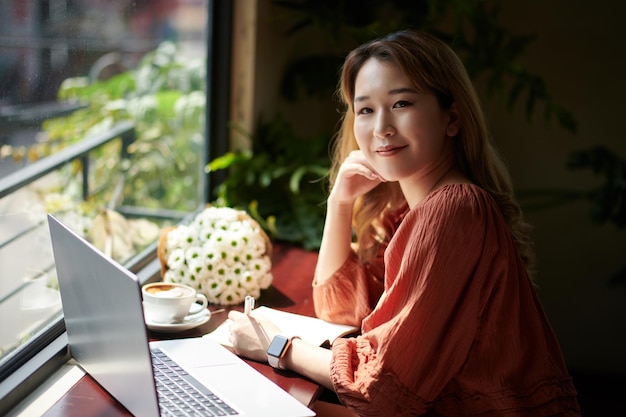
[357,107,373,115]
[393,100,412,108]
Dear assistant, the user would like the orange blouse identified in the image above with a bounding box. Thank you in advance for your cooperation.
[313,184,581,417]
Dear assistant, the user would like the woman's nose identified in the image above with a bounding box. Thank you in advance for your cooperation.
[373,112,396,138]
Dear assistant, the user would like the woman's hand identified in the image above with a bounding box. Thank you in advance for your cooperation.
[227,310,282,362]
[330,150,384,205]
[229,312,335,391]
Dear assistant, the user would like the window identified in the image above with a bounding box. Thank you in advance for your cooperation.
[0,0,231,412]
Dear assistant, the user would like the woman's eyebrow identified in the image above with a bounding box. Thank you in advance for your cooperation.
[354,87,419,103]
[388,87,419,95]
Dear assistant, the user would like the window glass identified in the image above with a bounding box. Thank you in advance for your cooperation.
[0,0,207,365]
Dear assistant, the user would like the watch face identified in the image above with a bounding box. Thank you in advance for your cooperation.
[267,335,289,357]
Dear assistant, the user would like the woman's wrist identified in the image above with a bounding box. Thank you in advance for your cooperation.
[282,338,335,390]
[324,195,355,228]
[314,191,356,286]
[327,191,356,212]
[281,337,299,370]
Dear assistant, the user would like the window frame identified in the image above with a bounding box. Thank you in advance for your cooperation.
[0,1,232,413]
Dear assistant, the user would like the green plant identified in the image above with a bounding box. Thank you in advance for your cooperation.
[207,114,329,250]
[41,41,206,213]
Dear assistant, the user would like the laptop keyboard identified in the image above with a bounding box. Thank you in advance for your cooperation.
[151,348,239,416]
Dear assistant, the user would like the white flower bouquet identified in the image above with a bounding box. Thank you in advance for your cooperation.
[157,207,273,305]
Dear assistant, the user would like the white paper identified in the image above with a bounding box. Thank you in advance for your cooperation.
[203,306,358,347]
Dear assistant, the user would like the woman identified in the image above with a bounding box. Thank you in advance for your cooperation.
[228,30,581,416]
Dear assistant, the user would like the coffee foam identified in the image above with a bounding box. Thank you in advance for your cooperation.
[152,287,187,298]
[146,284,192,298]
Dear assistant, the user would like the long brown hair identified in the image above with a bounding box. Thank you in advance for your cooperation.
[331,30,536,276]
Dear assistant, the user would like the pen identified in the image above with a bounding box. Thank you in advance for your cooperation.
[244,295,254,316]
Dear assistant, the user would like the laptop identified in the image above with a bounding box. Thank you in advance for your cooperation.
[47,214,315,417]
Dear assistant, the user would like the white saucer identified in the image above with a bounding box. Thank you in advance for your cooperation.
[146,309,211,333]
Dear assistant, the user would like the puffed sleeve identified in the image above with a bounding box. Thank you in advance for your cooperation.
[329,186,509,416]
[312,249,385,326]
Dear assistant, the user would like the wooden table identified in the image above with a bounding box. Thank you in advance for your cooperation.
[42,244,322,416]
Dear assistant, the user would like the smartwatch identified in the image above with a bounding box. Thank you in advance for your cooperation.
[266,335,299,369]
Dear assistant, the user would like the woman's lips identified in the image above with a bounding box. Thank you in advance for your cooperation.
[375,145,407,156]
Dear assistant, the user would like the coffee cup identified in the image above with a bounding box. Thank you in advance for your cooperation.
[142,282,208,324]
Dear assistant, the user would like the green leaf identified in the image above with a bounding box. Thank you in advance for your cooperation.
[289,166,307,194]
[205,151,251,172]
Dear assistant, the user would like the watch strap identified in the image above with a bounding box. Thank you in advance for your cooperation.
[267,354,281,369]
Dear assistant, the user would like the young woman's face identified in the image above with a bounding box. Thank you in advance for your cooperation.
[352,58,458,184]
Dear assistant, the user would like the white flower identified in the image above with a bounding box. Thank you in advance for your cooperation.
[167,248,185,271]
[167,226,192,250]
[219,286,244,306]
[161,207,273,305]
[184,247,202,263]
[259,272,273,289]
[186,258,206,283]
[239,271,258,291]
[163,269,179,283]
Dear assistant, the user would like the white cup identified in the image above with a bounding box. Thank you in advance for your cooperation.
[142,282,208,324]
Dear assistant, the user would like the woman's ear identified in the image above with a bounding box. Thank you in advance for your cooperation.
[446,102,461,137]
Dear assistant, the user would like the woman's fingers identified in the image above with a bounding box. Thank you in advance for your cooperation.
[343,164,382,181]
[228,311,282,362]
[341,151,384,182]
[331,153,385,203]
[228,310,244,321]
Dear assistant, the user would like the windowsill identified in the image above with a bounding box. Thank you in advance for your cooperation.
[7,361,84,417]
[0,332,70,415]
